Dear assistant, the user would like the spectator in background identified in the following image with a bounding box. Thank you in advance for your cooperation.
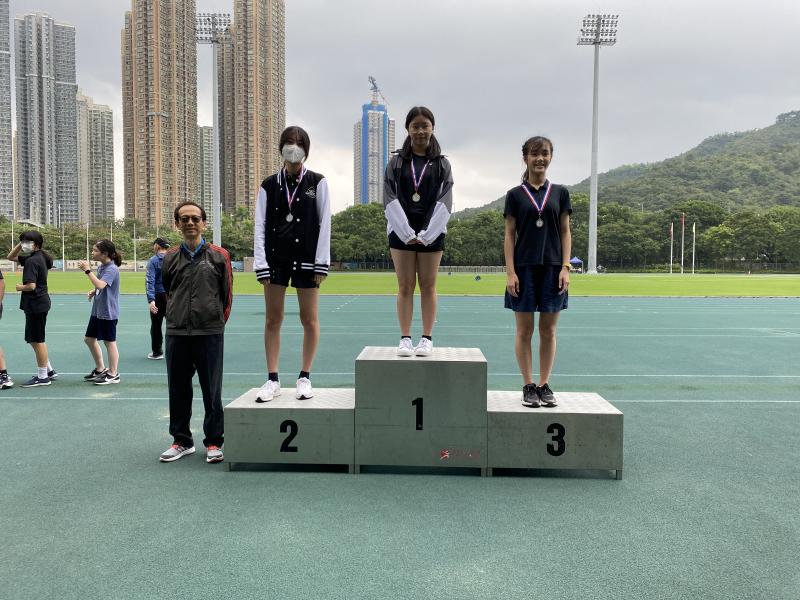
[145,237,170,360]
[7,231,58,387]
[0,268,13,389]
[78,240,123,385]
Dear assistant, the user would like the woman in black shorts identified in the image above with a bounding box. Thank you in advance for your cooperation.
[384,106,453,357]
[252,126,331,402]
[504,136,572,407]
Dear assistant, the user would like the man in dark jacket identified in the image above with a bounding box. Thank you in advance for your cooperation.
[159,202,233,464]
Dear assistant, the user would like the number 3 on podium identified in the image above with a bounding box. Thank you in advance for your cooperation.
[547,423,565,456]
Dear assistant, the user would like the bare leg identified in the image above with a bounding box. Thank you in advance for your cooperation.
[0,348,6,371]
[264,283,287,374]
[416,251,443,337]
[538,312,560,386]
[85,337,105,371]
[514,312,535,385]
[390,249,417,337]
[297,286,320,373]
[104,340,119,376]
[31,342,49,369]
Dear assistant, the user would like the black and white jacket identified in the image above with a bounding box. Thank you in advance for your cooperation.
[253,167,331,281]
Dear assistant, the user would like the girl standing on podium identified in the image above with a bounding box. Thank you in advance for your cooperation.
[504,136,572,407]
[253,126,332,402]
[384,106,453,357]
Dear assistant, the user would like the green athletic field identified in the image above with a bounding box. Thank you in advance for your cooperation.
[2,270,799,296]
[1,293,798,599]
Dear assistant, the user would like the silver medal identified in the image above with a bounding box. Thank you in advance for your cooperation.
[412,192,421,203]
[536,218,544,228]
[286,214,294,223]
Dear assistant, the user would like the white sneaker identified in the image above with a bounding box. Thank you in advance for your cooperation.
[159,444,195,462]
[397,337,414,356]
[256,379,281,403]
[414,337,433,356]
[295,377,313,400]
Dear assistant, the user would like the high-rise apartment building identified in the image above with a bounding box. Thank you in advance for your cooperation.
[15,13,79,224]
[197,125,214,217]
[122,0,198,227]
[77,92,115,224]
[354,97,395,205]
[0,0,12,218]
[217,0,285,214]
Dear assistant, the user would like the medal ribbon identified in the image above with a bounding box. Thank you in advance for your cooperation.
[410,159,431,195]
[284,165,307,211]
[521,181,552,219]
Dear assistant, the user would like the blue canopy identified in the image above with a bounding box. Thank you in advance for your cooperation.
[570,256,583,264]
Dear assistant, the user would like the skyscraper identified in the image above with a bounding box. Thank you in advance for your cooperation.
[354,95,395,205]
[0,0,12,219]
[77,92,115,224]
[15,13,78,225]
[197,125,214,218]
[122,0,198,227]
[217,0,285,214]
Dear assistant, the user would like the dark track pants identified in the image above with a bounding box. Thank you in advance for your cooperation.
[166,333,224,448]
[150,293,167,354]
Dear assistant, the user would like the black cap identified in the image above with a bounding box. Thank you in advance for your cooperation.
[153,237,171,249]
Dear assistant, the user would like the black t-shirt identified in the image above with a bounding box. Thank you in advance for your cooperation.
[503,180,572,267]
[400,154,441,232]
[18,251,52,314]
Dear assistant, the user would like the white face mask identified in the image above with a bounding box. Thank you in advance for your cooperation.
[21,241,34,253]
[281,144,306,164]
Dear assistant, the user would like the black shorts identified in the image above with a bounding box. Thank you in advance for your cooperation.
[389,232,445,252]
[85,316,118,342]
[504,265,568,313]
[24,312,48,344]
[269,265,319,289]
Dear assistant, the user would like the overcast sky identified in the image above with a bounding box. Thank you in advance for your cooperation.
[8,0,800,216]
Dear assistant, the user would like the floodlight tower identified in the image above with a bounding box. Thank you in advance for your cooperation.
[577,14,618,274]
[196,12,232,247]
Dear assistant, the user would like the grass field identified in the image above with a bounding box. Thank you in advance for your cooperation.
[1,270,799,296]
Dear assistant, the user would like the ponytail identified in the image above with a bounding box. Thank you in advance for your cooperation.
[95,239,122,266]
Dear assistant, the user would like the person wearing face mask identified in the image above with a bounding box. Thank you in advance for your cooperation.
[7,232,58,387]
[384,106,453,357]
[253,125,331,402]
[504,136,572,408]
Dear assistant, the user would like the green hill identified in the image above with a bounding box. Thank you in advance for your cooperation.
[454,110,800,218]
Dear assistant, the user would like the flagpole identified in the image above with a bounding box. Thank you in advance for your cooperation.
[669,221,674,274]
[680,212,685,275]
[692,222,696,275]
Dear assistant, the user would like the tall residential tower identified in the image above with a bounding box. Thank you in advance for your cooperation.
[197,125,214,218]
[77,92,115,224]
[354,84,394,205]
[15,13,78,224]
[0,0,12,218]
[122,0,198,227]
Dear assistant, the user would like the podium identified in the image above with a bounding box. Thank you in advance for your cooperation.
[223,388,355,472]
[223,348,624,479]
[487,391,623,479]
[354,347,488,473]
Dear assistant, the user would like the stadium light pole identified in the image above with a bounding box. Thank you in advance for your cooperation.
[196,13,232,247]
[577,13,618,274]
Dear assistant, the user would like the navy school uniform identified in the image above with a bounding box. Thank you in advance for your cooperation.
[253,167,331,287]
[504,180,572,313]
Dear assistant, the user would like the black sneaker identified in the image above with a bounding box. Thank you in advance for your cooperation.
[539,383,557,407]
[84,368,108,382]
[0,373,14,389]
[521,383,540,407]
[47,369,58,380]
[94,372,120,385]
[22,376,51,387]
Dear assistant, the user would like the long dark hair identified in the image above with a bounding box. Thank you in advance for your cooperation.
[398,106,442,159]
[521,136,554,182]
[20,231,54,268]
[279,126,311,160]
[95,239,122,267]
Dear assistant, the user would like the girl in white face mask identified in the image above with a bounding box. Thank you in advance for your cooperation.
[252,126,332,403]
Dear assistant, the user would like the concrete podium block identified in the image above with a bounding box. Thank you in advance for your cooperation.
[224,388,355,471]
[355,347,488,472]
[487,391,623,479]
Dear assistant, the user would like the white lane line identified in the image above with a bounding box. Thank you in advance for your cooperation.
[39,372,800,378]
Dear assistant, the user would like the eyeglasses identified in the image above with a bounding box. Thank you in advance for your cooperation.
[178,215,203,224]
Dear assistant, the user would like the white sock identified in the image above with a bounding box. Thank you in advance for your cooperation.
[47,362,52,371]
[38,367,48,379]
